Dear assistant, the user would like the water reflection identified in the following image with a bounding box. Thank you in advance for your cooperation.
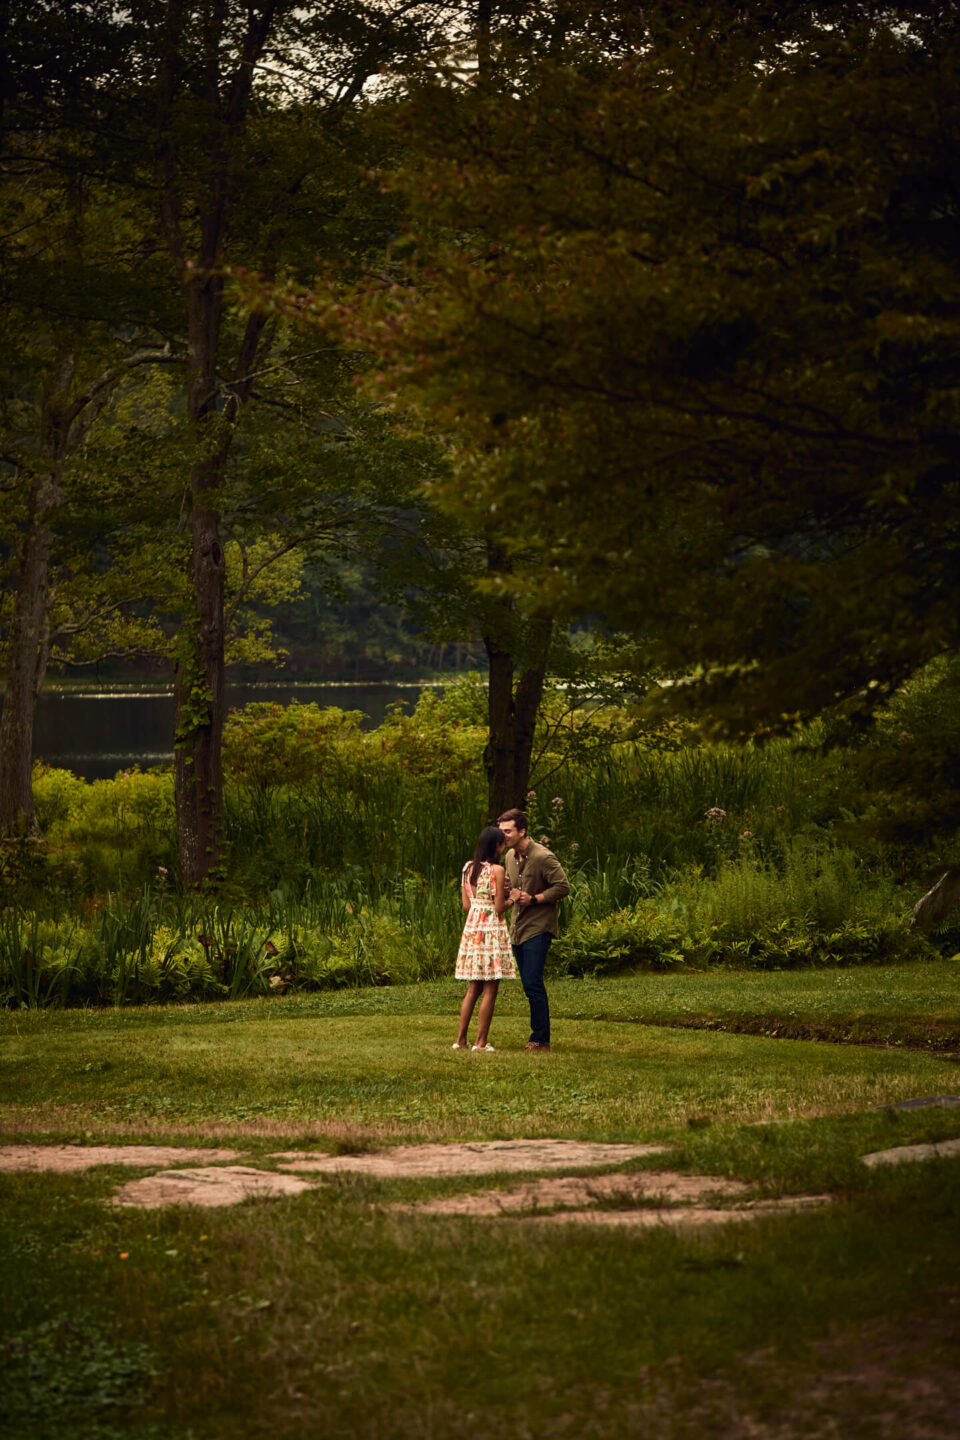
[23,682,434,780]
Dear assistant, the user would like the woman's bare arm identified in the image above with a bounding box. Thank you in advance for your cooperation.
[491,864,510,915]
[461,869,473,909]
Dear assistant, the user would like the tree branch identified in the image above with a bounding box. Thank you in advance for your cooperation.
[66,345,179,426]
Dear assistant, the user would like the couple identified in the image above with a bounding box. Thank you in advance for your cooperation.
[453,807,570,1052]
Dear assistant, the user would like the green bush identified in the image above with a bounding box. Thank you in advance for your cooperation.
[31,764,90,829]
[553,839,927,977]
[552,904,927,976]
[222,703,367,795]
[683,841,902,935]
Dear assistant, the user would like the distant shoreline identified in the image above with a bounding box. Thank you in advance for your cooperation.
[2,675,458,698]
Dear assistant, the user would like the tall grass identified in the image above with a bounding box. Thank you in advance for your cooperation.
[223,774,485,892]
[3,692,938,1006]
[0,912,78,1007]
[545,740,827,867]
[684,843,902,935]
[567,853,664,922]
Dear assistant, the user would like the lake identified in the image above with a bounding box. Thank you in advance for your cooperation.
[24,682,436,781]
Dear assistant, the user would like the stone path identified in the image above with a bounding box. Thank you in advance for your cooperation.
[109,1165,317,1208]
[1,1127,957,1212]
[271,1139,670,1177]
[396,1169,751,1216]
[529,1195,833,1228]
[0,1144,241,1172]
[860,1137,960,1168]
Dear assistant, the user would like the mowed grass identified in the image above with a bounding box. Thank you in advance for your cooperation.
[0,967,955,1146]
[2,961,957,1138]
[2,964,960,1438]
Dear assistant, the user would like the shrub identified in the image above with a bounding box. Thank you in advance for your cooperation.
[552,903,928,976]
[222,703,367,795]
[681,840,902,935]
[32,764,90,830]
[553,909,692,976]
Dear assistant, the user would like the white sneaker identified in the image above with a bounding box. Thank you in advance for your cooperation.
[471,1043,495,1052]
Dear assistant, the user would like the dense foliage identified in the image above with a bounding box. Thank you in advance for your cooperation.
[2,669,955,1006]
[325,8,960,743]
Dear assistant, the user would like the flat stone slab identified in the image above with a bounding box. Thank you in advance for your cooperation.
[397,1170,752,1216]
[0,1144,242,1173]
[879,1096,960,1111]
[271,1139,671,1177]
[861,1137,960,1168]
[109,1165,317,1208]
[530,1195,833,1227]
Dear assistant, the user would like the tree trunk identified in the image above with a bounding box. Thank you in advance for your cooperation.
[0,473,58,836]
[512,615,552,804]
[910,868,960,932]
[173,501,226,886]
[476,0,493,84]
[173,269,229,885]
[0,336,173,840]
[484,634,516,819]
[483,614,553,821]
[157,3,279,885]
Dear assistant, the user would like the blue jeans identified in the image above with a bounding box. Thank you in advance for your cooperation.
[513,933,552,1045]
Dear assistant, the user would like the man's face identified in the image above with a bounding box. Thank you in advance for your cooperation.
[499,818,525,850]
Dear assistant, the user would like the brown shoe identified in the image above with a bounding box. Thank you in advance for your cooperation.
[524,1042,551,1051]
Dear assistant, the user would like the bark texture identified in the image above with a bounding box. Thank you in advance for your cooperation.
[483,593,552,820]
[0,350,74,836]
[159,1,275,884]
[172,262,230,884]
[0,473,58,834]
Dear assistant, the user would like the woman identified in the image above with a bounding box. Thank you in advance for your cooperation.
[453,825,516,1051]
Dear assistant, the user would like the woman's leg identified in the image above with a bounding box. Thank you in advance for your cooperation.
[457,981,483,1046]
[475,980,500,1048]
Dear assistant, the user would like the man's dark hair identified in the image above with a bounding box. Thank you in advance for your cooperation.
[497,808,528,834]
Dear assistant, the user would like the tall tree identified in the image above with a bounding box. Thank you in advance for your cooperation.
[366,502,555,815]
[0,8,181,834]
[2,0,468,872]
[360,5,960,730]
[139,1,471,883]
[341,2,960,893]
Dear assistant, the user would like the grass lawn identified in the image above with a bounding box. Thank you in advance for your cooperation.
[2,961,959,1438]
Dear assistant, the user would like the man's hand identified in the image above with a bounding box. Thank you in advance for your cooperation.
[511,888,535,907]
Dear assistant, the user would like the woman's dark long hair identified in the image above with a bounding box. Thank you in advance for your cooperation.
[470,826,505,887]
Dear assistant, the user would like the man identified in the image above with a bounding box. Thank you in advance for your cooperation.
[497,807,570,1051]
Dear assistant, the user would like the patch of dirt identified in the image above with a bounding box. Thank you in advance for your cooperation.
[396,1170,752,1216]
[529,1195,833,1227]
[108,1165,317,1208]
[860,1137,960,1168]
[0,1144,242,1172]
[271,1139,672,1177]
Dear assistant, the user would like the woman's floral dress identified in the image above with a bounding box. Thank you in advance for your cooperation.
[455,861,517,981]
